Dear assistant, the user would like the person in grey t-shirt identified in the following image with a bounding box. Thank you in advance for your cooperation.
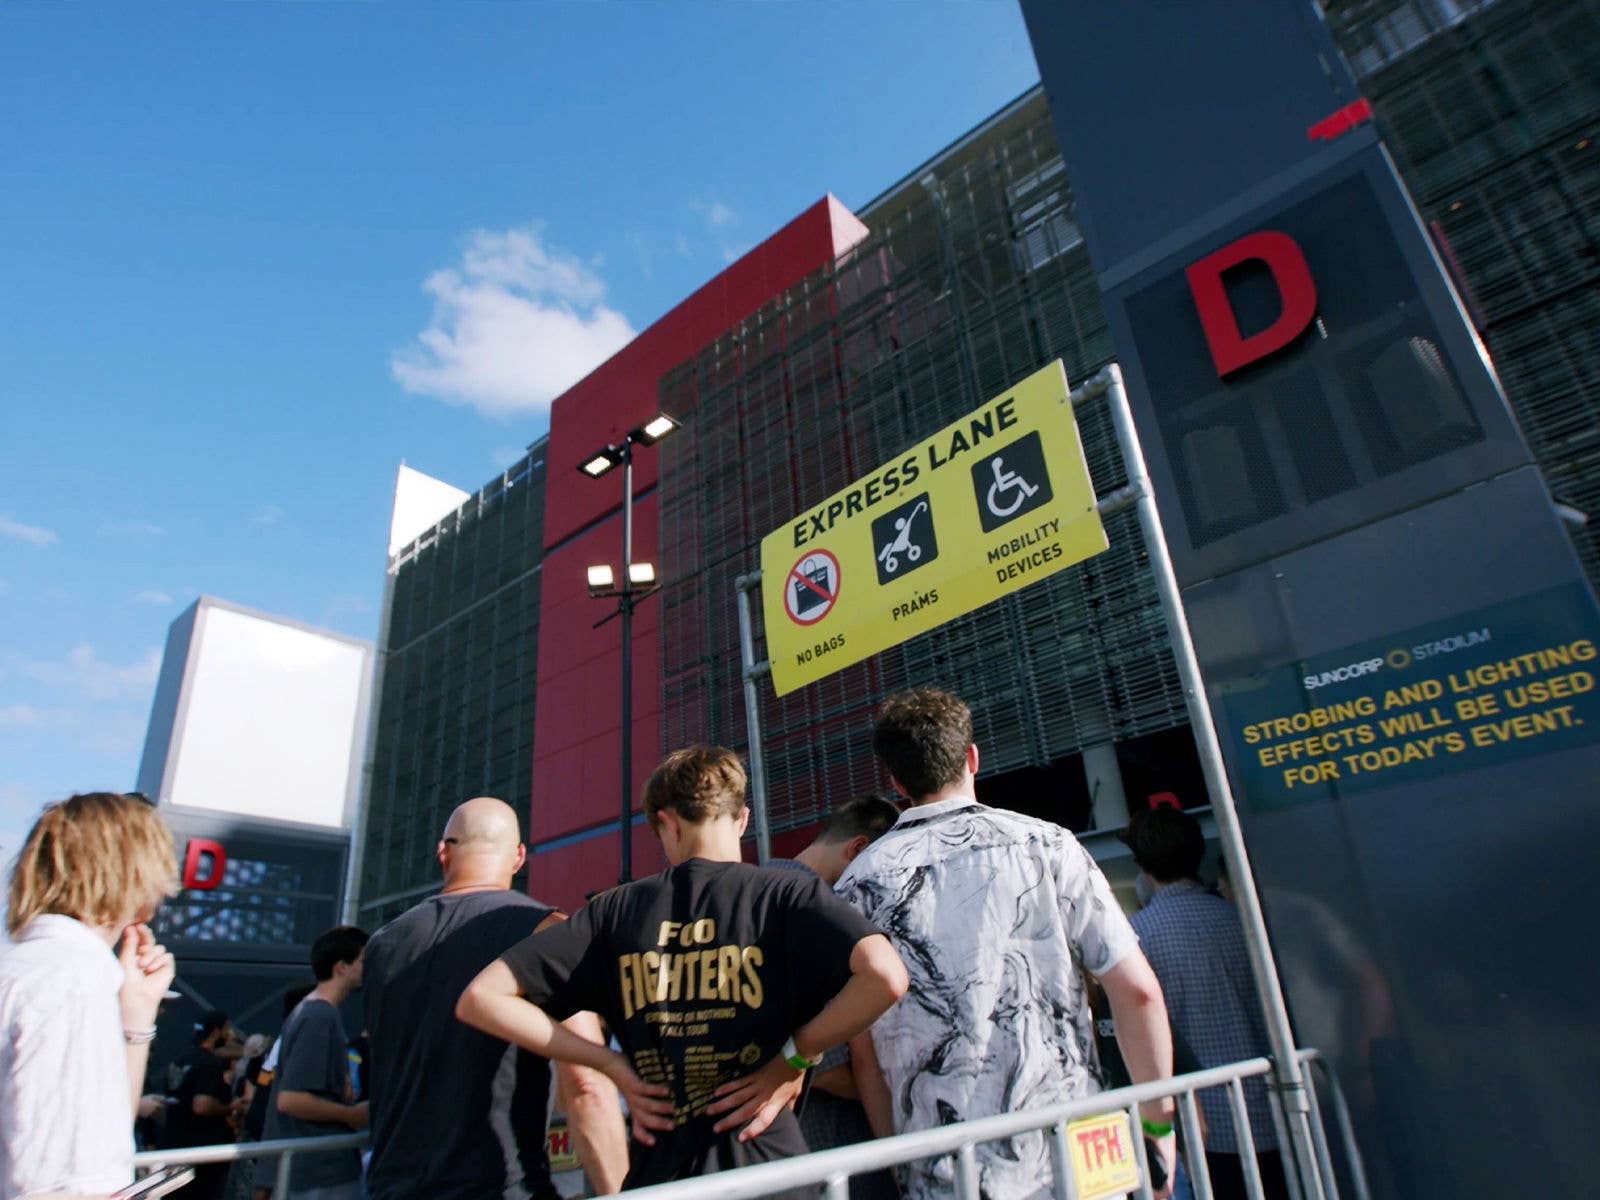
[263,925,369,1200]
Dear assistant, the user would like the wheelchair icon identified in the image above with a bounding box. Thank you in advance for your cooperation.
[985,457,1039,518]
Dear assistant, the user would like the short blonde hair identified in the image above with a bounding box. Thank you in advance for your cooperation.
[642,746,747,829]
[7,792,180,935]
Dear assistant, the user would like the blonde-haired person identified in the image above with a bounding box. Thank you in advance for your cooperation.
[0,791,181,1199]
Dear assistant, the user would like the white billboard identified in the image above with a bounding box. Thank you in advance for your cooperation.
[138,598,373,829]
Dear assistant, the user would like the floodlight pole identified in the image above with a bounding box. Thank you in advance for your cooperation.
[618,438,636,885]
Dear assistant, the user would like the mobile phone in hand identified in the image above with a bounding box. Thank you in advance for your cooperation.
[111,1164,197,1198]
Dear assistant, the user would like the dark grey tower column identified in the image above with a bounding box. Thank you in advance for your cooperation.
[1020,3,1600,1198]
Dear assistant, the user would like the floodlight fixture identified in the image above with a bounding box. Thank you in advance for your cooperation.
[633,412,682,445]
[579,447,623,478]
[576,407,681,888]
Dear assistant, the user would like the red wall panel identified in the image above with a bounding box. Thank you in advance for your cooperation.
[528,824,670,913]
[541,196,869,546]
[529,196,868,905]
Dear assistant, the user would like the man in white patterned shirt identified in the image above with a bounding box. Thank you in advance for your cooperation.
[836,687,1176,1200]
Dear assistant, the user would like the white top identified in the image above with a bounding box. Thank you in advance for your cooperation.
[836,796,1139,1200]
[0,914,133,1198]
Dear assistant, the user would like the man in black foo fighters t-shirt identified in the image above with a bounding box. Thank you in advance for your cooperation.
[458,745,909,1194]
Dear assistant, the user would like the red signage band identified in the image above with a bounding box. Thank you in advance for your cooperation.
[1307,97,1374,142]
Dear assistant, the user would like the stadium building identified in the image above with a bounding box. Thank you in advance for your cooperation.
[355,0,1598,923]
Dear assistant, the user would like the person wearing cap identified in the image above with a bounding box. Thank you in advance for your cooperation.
[161,1009,240,1199]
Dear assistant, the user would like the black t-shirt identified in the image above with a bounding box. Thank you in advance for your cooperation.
[163,1045,233,1149]
[500,857,880,1190]
[363,890,560,1200]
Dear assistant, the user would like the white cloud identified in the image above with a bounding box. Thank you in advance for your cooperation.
[98,520,164,538]
[251,505,284,527]
[0,704,66,729]
[391,223,636,418]
[131,590,173,606]
[722,243,752,264]
[81,711,147,758]
[24,644,161,703]
[691,198,738,230]
[0,516,56,547]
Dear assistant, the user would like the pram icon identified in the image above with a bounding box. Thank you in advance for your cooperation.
[870,493,938,585]
[876,500,929,575]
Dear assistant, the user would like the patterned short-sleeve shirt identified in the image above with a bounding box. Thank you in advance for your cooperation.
[835,796,1139,1200]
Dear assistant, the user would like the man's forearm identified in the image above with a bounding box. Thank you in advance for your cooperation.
[193,1095,229,1119]
[848,1030,894,1139]
[276,1089,365,1127]
[457,961,614,1073]
[811,1062,858,1101]
[1100,953,1175,1123]
[792,934,908,1062]
[557,1013,628,1195]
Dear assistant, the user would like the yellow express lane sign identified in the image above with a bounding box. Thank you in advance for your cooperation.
[759,360,1106,696]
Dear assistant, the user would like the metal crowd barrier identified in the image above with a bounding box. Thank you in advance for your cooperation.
[132,1130,368,1194]
[617,1050,1369,1200]
[133,1050,1369,1200]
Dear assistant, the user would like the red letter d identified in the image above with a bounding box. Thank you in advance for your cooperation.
[1185,231,1317,377]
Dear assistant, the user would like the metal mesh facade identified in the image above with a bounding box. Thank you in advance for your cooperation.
[1324,0,1600,580]
[656,99,1189,837]
[658,0,1600,836]
[352,0,1600,882]
[358,446,547,927]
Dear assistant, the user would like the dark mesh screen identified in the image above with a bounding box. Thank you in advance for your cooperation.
[153,832,344,950]
[655,99,1189,839]
[1125,174,1484,549]
[358,446,546,925]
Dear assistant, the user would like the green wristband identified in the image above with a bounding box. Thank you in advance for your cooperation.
[1141,1118,1174,1137]
[782,1035,819,1071]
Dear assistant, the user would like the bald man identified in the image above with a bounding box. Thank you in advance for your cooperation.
[362,798,628,1200]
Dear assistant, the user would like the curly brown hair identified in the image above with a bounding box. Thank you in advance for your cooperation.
[871,687,974,799]
[642,746,748,829]
[7,792,180,935]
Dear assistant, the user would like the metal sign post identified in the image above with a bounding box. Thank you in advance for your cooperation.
[1098,364,1324,1200]
[735,569,773,865]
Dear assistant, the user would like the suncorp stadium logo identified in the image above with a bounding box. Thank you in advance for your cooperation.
[1303,657,1384,690]
[1304,627,1491,691]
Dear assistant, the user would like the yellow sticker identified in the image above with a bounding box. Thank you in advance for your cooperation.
[1065,1112,1143,1200]
[546,1116,578,1172]
[759,360,1106,696]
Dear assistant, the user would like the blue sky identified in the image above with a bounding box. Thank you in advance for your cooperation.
[0,1,1040,843]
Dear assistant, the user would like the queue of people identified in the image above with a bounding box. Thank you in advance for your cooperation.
[1,686,1287,1200]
